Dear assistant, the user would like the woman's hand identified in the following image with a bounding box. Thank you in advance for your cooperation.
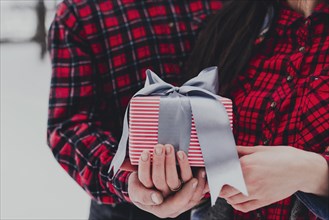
[138,144,195,196]
[219,145,329,213]
[128,144,208,218]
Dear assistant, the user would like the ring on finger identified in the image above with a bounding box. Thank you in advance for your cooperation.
[169,179,184,192]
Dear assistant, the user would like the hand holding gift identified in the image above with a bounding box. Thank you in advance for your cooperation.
[109,67,248,206]
[127,144,208,218]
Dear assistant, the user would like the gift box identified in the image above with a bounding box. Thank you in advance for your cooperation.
[109,67,247,206]
[128,96,233,167]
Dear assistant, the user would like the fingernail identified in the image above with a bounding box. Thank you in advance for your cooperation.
[141,151,148,161]
[177,151,184,160]
[165,145,171,155]
[201,171,206,179]
[155,146,163,156]
[151,193,162,205]
[192,180,198,189]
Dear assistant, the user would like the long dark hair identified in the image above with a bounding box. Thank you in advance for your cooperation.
[185,1,278,95]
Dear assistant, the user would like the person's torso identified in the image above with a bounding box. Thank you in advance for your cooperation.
[72,0,222,138]
[231,2,329,219]
[71,1,328,219]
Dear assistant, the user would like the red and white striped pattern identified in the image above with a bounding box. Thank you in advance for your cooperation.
[129,96,233,167]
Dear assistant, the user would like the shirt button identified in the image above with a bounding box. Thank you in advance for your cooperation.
[263,139,270,145]
[256,212,262,218]
[304,19,311,26]
[168,22,174,28]
[270,101,277,108]
[299,46,305,52]
[286,75,293,82]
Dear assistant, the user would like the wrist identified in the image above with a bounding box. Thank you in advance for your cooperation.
[108,169,134,203]
[126,171,138,203]
[123,171,134,203]
[299,151,329,196]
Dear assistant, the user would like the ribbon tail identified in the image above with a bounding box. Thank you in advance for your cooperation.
[189,96,248,206]
[206,144,248,206]
[108,107,130,175]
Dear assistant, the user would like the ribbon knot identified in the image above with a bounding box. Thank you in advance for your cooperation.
[172,86,180,93]
[109,67,248,206]
[165,87,181,96]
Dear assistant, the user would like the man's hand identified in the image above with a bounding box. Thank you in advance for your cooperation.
[138,144,196,196]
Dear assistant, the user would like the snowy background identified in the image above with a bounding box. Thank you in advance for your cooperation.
[1,1,90,219]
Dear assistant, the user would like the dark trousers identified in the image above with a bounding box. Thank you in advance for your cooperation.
[89,200,191,220]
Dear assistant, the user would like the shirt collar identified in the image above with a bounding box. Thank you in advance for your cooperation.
[314,0,329,14]
[275,0,329,36]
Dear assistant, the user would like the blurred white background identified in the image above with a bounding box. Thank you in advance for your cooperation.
[1,1,90,219]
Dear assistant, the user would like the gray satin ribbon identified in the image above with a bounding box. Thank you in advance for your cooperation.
[158,93,192,154]
[109,67,248,206]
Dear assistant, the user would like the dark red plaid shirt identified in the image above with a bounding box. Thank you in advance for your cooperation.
[47,0,329,219]
[230,1,329,220]
[47,0,222,204]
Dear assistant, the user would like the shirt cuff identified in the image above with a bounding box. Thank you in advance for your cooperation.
[108,169,133,203]
[295,191,329,220]
[122,171,132,203]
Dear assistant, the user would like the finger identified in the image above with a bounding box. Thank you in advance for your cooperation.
[177,151,193,182]
[226,193,252,205]
[203,181,210,195]
[156,178,199,215]
[152,144,170,194]
[219,185,240,198]
[237,146,268,157]
[180,170,208,216]
[190,169,206,202]
[128,172,164,206]
[134,178,199,219]
[165,144,180,191]
[138,150,153,188]
[237,146,257,157]
[231,199,263,213]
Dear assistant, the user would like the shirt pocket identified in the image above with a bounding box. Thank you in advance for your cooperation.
[308,72,329,94]
[295,70,329,153]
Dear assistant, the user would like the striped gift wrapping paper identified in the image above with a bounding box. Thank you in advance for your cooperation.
[129,96,233,167]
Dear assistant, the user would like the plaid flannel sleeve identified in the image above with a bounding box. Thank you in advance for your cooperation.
[47,1,131,204]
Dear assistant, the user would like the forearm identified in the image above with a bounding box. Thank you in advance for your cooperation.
[47,1,132,204]
[48,120,131,203]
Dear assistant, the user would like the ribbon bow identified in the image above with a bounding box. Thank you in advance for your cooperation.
[109,67,247,206]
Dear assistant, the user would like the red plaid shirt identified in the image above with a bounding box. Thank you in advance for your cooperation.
[231,2,329,219]
[47,0,329,219]
[47,0,222,204]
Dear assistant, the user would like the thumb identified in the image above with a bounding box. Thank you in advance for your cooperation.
[149,178,199,217]
[128,172,164,206]
[164,178,199,206]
